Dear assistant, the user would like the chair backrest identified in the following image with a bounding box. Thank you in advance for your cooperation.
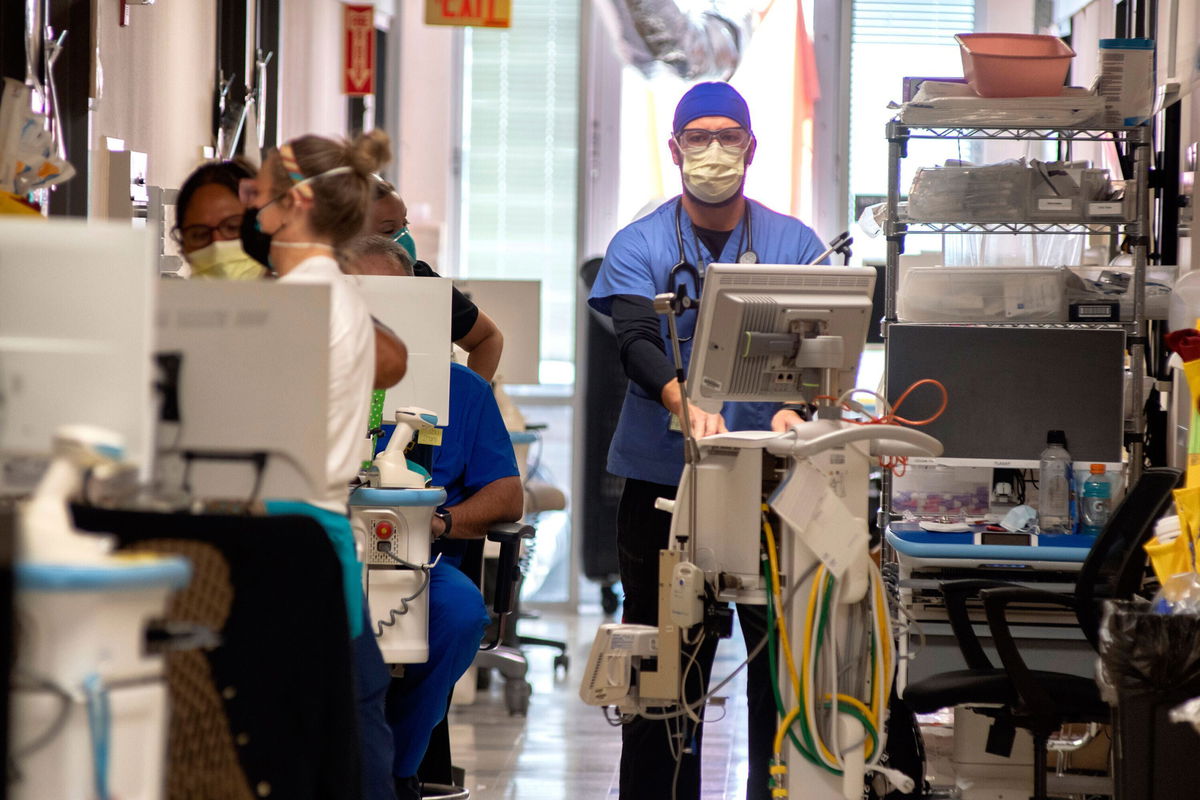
[1075,467,1183,648]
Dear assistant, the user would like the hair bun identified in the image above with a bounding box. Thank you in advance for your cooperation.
[348,130,392,175]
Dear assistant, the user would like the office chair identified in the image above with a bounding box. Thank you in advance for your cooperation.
[71,506,364,800]
[901,466,1183,800]
[472,519,548,715]
[469,425,570,715]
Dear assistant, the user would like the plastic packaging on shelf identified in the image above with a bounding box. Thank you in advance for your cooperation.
[943,230,1085,268]
[906,160,1031,221]
[1067,260,1175,321]
[906,158,1116,224]
[897,81,1106,127]
[897,265,1067,323]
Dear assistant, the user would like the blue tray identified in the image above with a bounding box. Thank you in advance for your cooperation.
[887,522,1094,563]
[349,487,447,507]
[18,556,192,592]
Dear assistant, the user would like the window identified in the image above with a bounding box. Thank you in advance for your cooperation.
[458,2,581,385]
[848,0,977,262]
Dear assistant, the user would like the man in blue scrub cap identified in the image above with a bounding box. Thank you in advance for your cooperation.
[588,81,829,800]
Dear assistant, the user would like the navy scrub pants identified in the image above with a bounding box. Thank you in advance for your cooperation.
[385,559,490,778]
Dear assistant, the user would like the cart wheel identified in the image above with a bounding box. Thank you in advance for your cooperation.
[505,678,532,715]
[553,653,570,674]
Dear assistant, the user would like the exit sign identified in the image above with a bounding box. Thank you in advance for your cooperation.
[343,4,375,96]
[425,0,511,28]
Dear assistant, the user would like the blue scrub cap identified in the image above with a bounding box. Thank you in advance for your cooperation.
[672,82,752,134]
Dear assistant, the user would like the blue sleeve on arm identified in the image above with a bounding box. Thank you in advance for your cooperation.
[461,374,520,496]
[588,225,656,317]
[800,225,832,266]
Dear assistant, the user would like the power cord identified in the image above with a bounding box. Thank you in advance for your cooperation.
[372,551,441,638]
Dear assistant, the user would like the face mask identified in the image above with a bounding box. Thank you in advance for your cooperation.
[186,239,266,281]
[239,205,276,268]
[239,164,355,268]
[391,228,417,261]
[680,141,746,205]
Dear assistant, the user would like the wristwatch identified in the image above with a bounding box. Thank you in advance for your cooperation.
[780,402,811,421]
[433,508,452,541]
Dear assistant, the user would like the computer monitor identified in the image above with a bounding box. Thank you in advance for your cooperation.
[452,279,541,384]
[0,218,156,493]
[687,264,877,410]
[885,325,1126,467]
[354,276,452,425]
[156,281,331,500]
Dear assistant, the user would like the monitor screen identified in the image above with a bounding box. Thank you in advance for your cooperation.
[355,276,452,426]
[452,279,541,384]
[885,325,1125,465]
[157,281,331,501]
[688,264,876,409]
[0,218,156,492]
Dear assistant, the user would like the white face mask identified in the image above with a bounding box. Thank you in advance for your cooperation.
[185,238,266,281]
[680,141,746,204]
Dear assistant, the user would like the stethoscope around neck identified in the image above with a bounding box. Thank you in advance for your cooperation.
[668,198,757,342]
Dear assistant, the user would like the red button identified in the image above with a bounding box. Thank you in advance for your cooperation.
[375,522,394,540]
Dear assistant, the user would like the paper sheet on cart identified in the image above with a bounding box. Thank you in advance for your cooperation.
[897,82,1106,127]
[769,461,868,579]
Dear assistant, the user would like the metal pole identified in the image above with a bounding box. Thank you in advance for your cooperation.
[1128,128,1150,482]
[880,121,907,533]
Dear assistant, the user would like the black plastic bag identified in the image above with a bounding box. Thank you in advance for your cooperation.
[1100,599,1200,696]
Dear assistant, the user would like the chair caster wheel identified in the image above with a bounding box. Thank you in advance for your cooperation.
[553,653,569,673]
[505,679,532,715]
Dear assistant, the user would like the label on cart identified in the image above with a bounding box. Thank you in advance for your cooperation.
[417,428,443,446]
[1088,201,1125,216]
[770,462,868,578]
[1037,198,1074,212]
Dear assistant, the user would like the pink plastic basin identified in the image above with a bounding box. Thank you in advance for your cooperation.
[955,33,1076,98]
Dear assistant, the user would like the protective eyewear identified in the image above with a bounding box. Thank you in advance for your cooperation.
[172,213,244,250]
[675,127,752,152]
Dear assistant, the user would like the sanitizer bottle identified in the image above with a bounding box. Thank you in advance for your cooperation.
[1038,430,1073,534]
[1081,464,1112,536]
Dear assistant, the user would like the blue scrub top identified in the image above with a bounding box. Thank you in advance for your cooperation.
[431,363,521,564]
[588,196,829,486]
[372,364,520,566]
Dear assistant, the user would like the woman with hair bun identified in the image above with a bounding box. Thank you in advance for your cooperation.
[244,130,404,800]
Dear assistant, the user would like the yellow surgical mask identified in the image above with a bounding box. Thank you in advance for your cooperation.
[681,141,746,204]
[186,239,266,281]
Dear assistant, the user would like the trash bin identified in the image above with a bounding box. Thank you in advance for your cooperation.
[1099,600,1200,799]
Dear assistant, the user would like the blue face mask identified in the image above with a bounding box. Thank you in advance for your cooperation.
[391,228,417,262]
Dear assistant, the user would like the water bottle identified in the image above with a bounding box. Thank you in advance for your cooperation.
[1038,430,1073,534]
[1081,464,1112,536]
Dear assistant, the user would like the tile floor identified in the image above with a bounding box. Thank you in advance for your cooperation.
[447,605,753,800]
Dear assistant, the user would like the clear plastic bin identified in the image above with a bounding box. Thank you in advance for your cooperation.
[1029,168,1114,221]
[906,164,1032,222]
[897,266,1067,322]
